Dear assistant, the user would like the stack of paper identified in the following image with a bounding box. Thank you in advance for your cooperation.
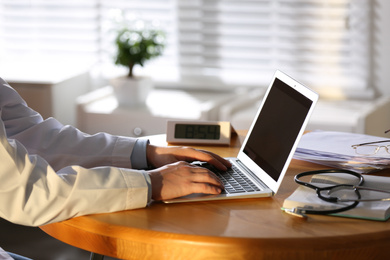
[294,131,390,173]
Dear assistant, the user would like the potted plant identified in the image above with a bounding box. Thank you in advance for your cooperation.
[111,23,165,106]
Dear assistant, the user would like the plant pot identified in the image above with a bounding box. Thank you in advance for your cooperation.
[110,76,153,107]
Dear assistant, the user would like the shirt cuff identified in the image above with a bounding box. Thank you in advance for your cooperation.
[130,139,150,169]
[140,171,153,203]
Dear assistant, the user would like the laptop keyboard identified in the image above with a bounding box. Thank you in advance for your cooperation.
[195,163,262,194]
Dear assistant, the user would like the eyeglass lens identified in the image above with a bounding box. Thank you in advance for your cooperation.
[354,145,390,155]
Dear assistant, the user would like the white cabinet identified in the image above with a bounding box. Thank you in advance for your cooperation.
[77,86,390,138]
[219,91,390,138]
[2,64,90,126]
[76,86,239,137]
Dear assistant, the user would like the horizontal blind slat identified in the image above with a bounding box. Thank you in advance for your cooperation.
[0,0,371,90]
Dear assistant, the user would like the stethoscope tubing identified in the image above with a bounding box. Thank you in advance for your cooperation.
[294,169,364,215]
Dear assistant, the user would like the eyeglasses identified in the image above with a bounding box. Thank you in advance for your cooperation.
[284,169,390,218]
[351,140,390,155]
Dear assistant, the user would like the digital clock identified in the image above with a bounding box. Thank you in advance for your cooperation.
[166,120,232,145]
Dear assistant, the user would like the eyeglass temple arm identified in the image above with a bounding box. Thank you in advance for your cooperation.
[352,139,390,147]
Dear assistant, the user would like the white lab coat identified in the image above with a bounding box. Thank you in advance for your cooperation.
[0,78,150,226]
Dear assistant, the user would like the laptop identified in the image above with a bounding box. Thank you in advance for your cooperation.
[163,70,319,203]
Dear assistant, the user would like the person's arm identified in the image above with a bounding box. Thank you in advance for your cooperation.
[0,78,142,170]
[0,78,151,226]
[0,78,226,226]
[0,118,150,226]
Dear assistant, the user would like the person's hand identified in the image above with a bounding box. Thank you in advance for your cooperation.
[146,145,231,171]
[147,161,224,201]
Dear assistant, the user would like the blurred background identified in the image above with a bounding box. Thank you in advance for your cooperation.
[0,0,390,259]
[0,0,389,137]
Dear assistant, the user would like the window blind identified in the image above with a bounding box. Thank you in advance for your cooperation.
[0,0,371,91]
[0,0,99,63]
[177,0,371,90]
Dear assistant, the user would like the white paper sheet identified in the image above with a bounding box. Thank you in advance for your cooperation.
[294,131,390,173]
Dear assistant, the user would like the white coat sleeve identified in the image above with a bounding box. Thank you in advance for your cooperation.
[0,78,151,226]
[0,77,140,171]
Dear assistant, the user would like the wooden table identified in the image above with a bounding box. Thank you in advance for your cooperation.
[40,130,390,260]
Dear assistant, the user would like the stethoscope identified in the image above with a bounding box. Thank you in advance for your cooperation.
[284,169,364,218]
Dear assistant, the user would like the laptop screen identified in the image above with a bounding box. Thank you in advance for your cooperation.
[243,77,313,182]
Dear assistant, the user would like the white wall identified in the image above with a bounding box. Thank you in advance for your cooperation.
[374,0,390,96]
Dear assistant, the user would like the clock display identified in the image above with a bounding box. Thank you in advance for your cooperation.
[167,120,231,145]
[174,124,221,140]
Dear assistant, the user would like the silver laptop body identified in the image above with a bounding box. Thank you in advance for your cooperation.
[163,70,319,203]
